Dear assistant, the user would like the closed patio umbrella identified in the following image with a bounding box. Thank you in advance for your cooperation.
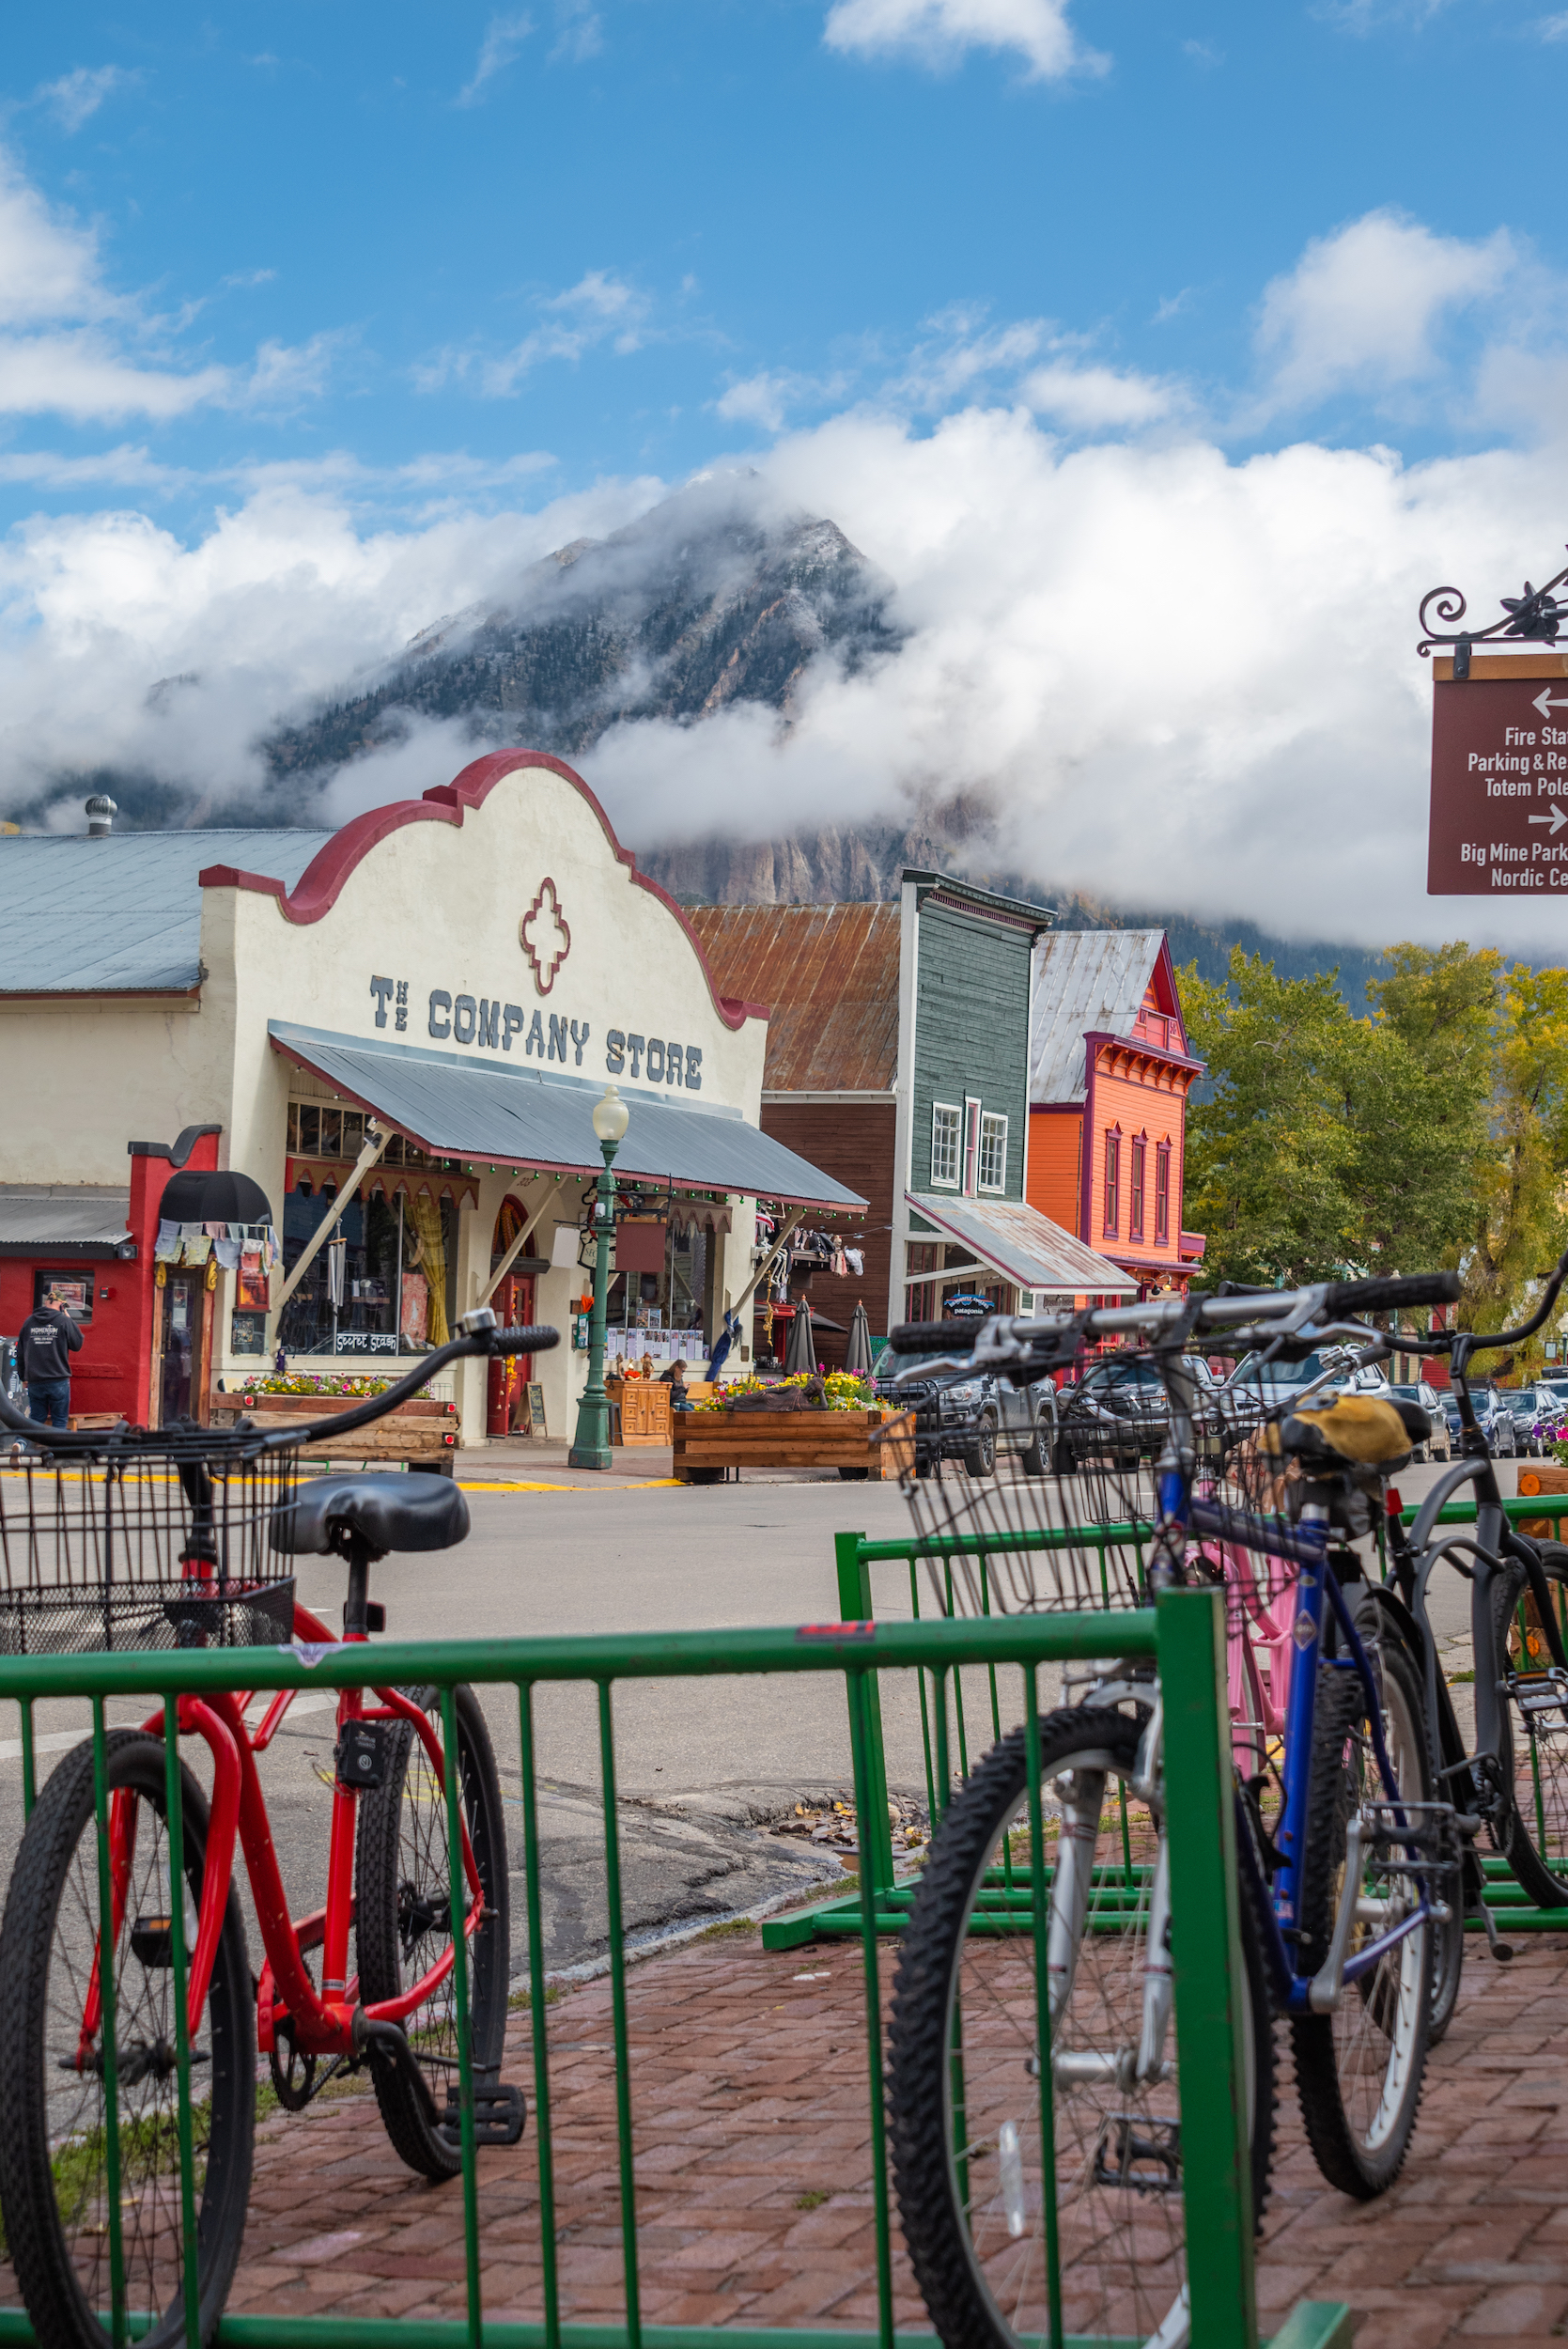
[845,1299,874,1377]
[784,1299,818,1377]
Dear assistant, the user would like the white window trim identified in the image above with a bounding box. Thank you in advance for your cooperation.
[977,1111,1008,1193]
[962,1096,982,1198]
[930,1100,962,1190]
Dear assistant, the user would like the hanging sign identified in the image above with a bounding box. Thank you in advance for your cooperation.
[1428,653,1568,895]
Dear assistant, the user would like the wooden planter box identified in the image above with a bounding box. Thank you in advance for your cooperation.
[209,1387,459,1472]
[1515,1463,1568,1540]
[672,1406,898,1483]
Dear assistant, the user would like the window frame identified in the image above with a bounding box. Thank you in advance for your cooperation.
[930,1101,962,1189]
[1103,1127,1121,1239]
[1155,1140,1171,1245]
[1128,1132,1146,1243]
[977,1111,1008,1194]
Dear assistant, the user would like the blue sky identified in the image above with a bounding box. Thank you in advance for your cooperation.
[4,0,1568,948]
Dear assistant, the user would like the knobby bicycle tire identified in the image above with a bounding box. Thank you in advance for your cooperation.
[887,1708,1276,2349]
[0,1731,254,2349]
[1291,1638,1433,2198]
[1495,1544,1568,1910]
[355,1683,510,2181]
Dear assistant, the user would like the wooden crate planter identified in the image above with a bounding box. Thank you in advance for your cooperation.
[209,1387,459,1471]
[609,1379,671,1446]
[672,1405,898,1483]
[1516,1463,1568,1540]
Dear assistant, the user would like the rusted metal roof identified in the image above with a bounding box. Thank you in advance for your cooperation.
[686,904,900,1092]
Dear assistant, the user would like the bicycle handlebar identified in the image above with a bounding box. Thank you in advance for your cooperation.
[1320,1271,1461,1316]
[0,1314,561,1457]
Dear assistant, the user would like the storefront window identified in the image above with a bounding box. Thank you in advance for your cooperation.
[279,1186,411,1356]
[34,1268,93,1324]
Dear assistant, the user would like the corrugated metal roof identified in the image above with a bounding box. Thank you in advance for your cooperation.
[686,905,900,1092]
[905,1192,1137,1298]
[0,1184,131,1247]
[0,831,331,993]
[1030,930,1166,1104]
[270,1022,868,1212]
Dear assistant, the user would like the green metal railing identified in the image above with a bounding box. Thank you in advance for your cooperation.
[0,1595,1345,2349]
[761,1492,1568,1952]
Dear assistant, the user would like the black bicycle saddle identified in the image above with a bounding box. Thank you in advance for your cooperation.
[271,1472,471,1561]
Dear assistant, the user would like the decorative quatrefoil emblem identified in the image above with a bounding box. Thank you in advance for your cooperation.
[520,878,571,996]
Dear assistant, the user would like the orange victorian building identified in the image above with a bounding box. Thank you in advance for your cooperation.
[1027,931,1205,1296]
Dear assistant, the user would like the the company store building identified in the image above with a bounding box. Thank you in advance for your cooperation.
[0,754,863,1449]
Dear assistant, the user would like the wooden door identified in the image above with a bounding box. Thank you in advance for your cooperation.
[158,1272,207,1427]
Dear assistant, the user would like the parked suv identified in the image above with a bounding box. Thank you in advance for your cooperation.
[1438,1382,1517,1457]
[1388,1381,1452,1464]
[871,1343,1059,1478]
[1057,1355,1220,1469]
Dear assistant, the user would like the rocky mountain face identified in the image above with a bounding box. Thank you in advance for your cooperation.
[263,481,901,787]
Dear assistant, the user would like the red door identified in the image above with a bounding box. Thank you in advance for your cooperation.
[487,1273,536,1433]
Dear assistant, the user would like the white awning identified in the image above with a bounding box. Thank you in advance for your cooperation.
[906,1192,1137,1299]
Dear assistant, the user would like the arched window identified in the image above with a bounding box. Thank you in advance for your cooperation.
[1103,1127,1121,1238]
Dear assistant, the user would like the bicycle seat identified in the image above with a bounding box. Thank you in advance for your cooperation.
[272,1473,471,1562]
[1273,1394,1418,1470]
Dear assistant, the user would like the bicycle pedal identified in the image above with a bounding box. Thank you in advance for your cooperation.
[440,2075,526,2149]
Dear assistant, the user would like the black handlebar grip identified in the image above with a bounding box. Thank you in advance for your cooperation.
[496,1325,561,1355]
[1321,1271,1462,1317]
[889,1320,979,1355]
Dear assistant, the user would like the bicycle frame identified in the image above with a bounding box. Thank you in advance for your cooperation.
[72,1592,487,2071]
[1153,1356,1434,2018]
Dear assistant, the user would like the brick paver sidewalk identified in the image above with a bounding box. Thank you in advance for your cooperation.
[221,1926,1568,2343]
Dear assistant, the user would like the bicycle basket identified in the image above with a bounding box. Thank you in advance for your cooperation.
[881,1351,1313,1623]
[0,1437,300,1656]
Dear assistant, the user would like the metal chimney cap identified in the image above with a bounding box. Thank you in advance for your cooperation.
[84,794,117,836]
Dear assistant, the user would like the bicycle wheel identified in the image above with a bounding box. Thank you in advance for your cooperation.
[1494,1546,1568,1909]
[355,1684,510,2181]
[888,1708,1275,2349]
[0,1731,254,2349]
[1292,1636,1433,2198]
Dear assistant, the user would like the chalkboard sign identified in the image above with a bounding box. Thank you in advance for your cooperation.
[527,1383,546,1439]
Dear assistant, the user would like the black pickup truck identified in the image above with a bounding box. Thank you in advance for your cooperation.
[871,1340,1063,1478]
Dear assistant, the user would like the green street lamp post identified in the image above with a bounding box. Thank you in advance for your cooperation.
[568,1084,629,1470]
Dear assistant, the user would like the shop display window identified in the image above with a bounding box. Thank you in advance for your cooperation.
[278,1187,455,1356]
[33,1269,93,1324]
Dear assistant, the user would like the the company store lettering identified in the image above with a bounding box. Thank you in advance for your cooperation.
[369,976,702,1090]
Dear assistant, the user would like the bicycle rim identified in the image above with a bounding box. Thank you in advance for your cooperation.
[889,1708,1271,2349]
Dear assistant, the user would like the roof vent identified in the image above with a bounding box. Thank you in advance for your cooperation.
[85,794,116,838]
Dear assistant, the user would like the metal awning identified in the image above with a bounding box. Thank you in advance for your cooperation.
[906,1192,1137,1299]
[270,1023,866,1214]
[0,1185,132,1257]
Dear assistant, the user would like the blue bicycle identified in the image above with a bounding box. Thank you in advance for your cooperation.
[883,1268,1460,2349]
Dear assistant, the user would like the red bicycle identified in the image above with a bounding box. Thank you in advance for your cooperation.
[0,1314,551,2349]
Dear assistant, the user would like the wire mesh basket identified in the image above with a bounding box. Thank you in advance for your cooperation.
[880,1351,1313,1624]
[0,1436,300,1656]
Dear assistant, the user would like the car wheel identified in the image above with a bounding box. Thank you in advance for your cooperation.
[964,1417,997,1480]
[1020,1417,1048,1477]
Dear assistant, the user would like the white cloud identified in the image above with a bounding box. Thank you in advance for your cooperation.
[34,65,137,133]
[0,145,335,422]
[1254,209,1515,413]
[551,0,604,62]
[1540,11,1568,36]
[457,13,535,103]
[1021,361,1182,430]
[420,271,652,397]
[823,0,1106,79]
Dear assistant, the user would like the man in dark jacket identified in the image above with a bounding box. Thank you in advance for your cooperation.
[17,1299,83,1429]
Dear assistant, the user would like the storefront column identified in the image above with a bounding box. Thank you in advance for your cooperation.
[451,1190,488,1445]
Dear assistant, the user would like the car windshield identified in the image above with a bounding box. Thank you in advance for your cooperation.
[1389,1385,1429,1402]
[1228,1350,1336,1388]
[1086,1359,1165,1390]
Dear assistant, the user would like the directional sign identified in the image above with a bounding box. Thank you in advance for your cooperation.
[1429,653,1568,895]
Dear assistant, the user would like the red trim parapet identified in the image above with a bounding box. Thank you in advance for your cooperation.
[198,750,770,1037]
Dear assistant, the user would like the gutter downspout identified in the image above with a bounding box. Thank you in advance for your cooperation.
[268,1125,391,1353]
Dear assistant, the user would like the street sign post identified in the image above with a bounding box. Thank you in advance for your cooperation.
[1428,651,1568,896]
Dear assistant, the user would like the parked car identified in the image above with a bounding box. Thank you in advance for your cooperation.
[1057,1355,1221,1468]
[871,1343,1057,1478]
[1388,1381,1451,1463]
[1498,1387,1550,1456]
[1222,1348,1392,1416]
[1439,1382,1517,1457]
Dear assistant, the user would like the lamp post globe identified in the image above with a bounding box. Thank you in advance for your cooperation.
[569,1086,630,1470]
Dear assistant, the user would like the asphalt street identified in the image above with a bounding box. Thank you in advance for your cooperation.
[0,1453,1521,1980]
